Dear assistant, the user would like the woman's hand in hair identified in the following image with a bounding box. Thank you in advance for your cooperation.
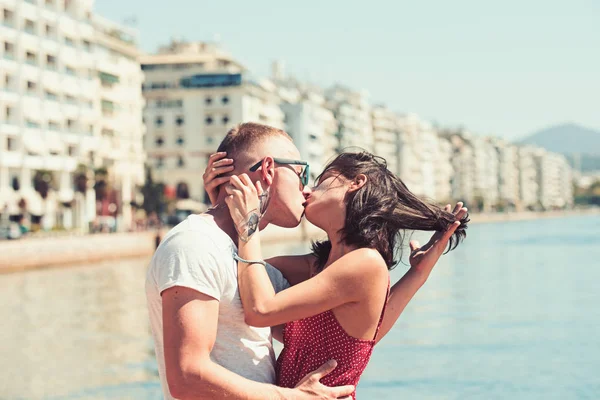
[408,202,468,277]
[224,174,263,239]
[203,152,234,205]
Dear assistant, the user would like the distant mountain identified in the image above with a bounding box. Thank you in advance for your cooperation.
[518,123,600,172]
[518,123,600,155]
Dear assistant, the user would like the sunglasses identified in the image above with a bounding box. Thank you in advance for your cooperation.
[249,158,310,188]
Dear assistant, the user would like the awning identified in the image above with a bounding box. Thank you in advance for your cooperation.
[99,72,120,84]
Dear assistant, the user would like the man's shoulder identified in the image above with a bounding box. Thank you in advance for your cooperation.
[161,215,229,248]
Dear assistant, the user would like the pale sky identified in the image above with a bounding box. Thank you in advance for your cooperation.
[95,0,600,141]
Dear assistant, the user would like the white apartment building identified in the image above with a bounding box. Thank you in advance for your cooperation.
[0,0,144,231]
[371,105,399,175]
[396,114,443,201]
[472,136,499,211]
[495,140,520,210]
[325,85,373,153]
[534,150,573,210]
[141,41,284,202]
[449,133,476,206]
[278,85,337,183]
[518,146,540,210]
[434,136,454,203]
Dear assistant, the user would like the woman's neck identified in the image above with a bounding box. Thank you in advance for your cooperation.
[324,231,357,269]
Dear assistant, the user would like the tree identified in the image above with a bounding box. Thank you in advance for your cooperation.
[33,170,55,199]
[141,166,166,215]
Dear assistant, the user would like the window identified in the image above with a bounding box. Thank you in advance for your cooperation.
[66,119,75,130]
[222,95,229,104]
[48,121,60,131]
[25,51,37,65]
[26,119,40,129]
[27,81,37,92]
[65,66,76,76]
[4,42,14,59]
[205,96,213,105]
[156,157,164,168]
[177,156,185,167]
[205,116,213,125]
[5,106,12,120]
[82,40,92,51]
[64,36,75,47]
[222,116,230,125]
[45,24,54,37]
[155,116,163,127]
[176,137,184,146]
[155,137,164,147]
[46,54,56,69]
[65,95,76,104]
[6,137,16,151]
[4,74,13,90]
[176,116,184,126]
[24,19,35,34]
[206,136,214,144]
[3,9,14,26]
[68,145,77,156]
[87,124,93,135]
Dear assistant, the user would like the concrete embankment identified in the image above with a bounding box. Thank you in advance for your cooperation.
[1,209,597,273]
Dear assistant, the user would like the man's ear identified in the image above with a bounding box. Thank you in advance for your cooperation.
[260,156,276,186]
[348,174,367,192]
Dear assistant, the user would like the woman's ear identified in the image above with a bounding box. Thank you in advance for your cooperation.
[348,174,367,192]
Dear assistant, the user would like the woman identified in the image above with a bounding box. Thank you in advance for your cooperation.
[206,151,469,398]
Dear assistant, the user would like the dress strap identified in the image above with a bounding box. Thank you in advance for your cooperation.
[372,277,391,342]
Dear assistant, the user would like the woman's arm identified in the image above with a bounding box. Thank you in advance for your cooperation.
[238,232,386,327]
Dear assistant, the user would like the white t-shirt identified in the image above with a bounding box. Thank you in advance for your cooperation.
[145,214,290,400]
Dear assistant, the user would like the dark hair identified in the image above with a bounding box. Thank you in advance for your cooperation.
[311,152,469,271]
[216,122,292,160]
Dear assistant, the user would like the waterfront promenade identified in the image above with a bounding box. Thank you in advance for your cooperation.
[1,208,598,273]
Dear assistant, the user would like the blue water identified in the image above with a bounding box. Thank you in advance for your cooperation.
[0,215,598,399]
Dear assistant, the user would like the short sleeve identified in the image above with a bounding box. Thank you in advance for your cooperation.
[265,262,291,293]
[154,231,224,301]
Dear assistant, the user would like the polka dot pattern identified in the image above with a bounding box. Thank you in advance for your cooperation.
[276,281,390,399]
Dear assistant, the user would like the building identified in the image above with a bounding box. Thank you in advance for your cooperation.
[535,150,573,210]
[518,146,540,210]
[371,105,399,175]
[495,140,520,210]
[277,82,337,183]
[141,41,284,202]
[325,85,373,154]
[472,136,499,211]
[448,133,476,207]
[0,0,144,231]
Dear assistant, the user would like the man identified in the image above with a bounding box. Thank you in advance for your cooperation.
[146,123,355,399]
[146,122,467,399]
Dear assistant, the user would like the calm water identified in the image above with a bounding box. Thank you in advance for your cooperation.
[1,215,599,399]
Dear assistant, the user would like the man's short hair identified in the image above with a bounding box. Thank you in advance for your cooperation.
[217,122,292,161]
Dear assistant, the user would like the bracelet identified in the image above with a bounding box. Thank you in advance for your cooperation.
[233,252,267,267]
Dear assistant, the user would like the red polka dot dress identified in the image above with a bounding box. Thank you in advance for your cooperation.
[276,281,389,399]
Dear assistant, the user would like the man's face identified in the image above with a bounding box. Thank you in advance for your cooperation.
[250,138,311,229]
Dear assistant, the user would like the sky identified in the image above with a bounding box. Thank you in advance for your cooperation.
[95,0,600,141]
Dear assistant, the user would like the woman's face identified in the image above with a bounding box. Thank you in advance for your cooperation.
[303,170,351,231]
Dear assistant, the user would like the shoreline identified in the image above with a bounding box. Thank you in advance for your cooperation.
[1,208,597,274]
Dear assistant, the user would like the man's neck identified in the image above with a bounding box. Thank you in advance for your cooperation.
[206,203,239,244]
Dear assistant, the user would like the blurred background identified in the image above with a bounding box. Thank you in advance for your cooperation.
[0,0,598,399]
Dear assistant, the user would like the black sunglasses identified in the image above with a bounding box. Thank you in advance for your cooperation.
[249,158,310,188]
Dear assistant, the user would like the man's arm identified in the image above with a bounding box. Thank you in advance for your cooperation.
[265,254,315,286]
[162,286,354,400]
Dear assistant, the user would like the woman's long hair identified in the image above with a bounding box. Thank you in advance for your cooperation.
[311,152,469,271]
